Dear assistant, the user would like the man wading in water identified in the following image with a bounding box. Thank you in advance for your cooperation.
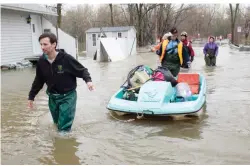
[28,33,94,132]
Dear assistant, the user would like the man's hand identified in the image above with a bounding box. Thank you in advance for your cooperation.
[86,82,94,91]
[28,100,34,109]
[206,54,209,57]
[151,47,155,52]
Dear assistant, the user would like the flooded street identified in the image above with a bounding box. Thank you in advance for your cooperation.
[1,44,250,164]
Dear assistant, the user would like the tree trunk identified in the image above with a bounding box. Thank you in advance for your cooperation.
[136,4,143,46]
[229,4,239,44]
[128,4,134,25]
[109,4,114,26]
[158,4,164,36]
[154,7,158,43]
[244,19,250,45]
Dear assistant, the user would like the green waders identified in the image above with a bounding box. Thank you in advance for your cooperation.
[205,48,216,66]
[161,53,181,77]
[46,89,77,132]
[205,55,216,66]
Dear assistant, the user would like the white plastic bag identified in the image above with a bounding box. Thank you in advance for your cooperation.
[176,82,192,101]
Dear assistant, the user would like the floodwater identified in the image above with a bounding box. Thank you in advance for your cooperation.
[1,43,250,164]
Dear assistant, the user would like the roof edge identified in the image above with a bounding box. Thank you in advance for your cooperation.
[1,4,58,16]
[85,26,136,33]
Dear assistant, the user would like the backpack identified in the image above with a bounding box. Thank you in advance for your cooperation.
[122,65,153,89]
[152,66,178,86]
[121,65,153,101]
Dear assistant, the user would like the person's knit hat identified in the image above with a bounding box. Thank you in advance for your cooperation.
[181,31,188,37]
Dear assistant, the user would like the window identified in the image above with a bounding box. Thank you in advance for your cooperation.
[92,34,96,46]
[32,24,35,33]
[44,29,51,33]
[118,32,122,38]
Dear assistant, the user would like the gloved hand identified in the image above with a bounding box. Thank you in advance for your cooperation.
[156,49,161,56]
[169,50,175,54]
[190,56,194,62]
[206,54,209,57]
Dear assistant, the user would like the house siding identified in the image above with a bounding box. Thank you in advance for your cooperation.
[1,8,77,66]
[1,9,33,65]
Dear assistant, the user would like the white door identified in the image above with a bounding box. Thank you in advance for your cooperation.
[31,14,43,55]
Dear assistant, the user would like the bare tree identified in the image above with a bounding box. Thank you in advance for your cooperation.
[229,3,240,44]
[210,6,230,37]
[120,5,130,25]
[61,4,95,50]
[128,4,135,25]
[135,4,159,46]
[204,4,217,36]
[109,4,114,26]
[58,3,241,50]
[244,19,250,44]
[239,6,250,44]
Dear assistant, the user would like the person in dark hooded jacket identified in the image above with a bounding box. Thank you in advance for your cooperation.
[27,32,94,132]
[180,31,195,66]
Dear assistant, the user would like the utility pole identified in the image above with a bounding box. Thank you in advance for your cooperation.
[57,3,62,28]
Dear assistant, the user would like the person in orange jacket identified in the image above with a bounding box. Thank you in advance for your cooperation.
[151,33,173,52]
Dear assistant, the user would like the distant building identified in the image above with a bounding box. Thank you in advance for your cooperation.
[85,26,137,59]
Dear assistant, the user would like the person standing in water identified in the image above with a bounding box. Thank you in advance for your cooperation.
[28,32,94,132]
[203,36,219,66]
[180,31,195,67]
[157,27,183,77]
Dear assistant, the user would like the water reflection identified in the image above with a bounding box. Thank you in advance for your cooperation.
[207,86,216,95]
[203,65,216,74]
[149,105,208,140]
[108,104,208,140]
[39,137,80,165]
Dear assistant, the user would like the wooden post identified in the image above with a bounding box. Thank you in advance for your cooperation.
[57,3,62,28]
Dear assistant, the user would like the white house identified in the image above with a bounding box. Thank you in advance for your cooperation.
[85,26,137,62]
[1,4,77,66]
